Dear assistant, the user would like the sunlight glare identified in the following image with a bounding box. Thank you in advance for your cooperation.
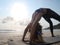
[10,3,28,21]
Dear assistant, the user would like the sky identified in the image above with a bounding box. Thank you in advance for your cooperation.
[0,0,60,30]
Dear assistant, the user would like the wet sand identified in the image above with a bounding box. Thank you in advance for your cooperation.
[0,29,60,45]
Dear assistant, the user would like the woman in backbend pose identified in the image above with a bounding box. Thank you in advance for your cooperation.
[22,8,60,42]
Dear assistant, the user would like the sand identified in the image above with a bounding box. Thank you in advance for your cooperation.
[0,30,60,45]
[0,35,60,45]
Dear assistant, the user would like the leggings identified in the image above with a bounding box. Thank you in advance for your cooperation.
[43,9,60,37]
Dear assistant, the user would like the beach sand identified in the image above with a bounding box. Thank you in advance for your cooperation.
[0,30,60,45]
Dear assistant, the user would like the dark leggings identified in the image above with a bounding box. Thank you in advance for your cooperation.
[43,17,54,37]
[43,9,60,37]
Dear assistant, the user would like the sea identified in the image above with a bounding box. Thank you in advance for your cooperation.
[0,29,60,35]
[0,29,60,38]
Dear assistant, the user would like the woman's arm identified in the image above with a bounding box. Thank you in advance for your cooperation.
[22,23,31,42]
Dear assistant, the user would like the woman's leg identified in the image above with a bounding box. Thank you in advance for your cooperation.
[43,16,54,37]
[49,9,60,22]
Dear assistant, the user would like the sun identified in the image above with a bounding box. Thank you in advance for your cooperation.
[10,3,28,21]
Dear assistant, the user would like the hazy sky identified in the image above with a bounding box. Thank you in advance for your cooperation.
[0,0,60,29]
